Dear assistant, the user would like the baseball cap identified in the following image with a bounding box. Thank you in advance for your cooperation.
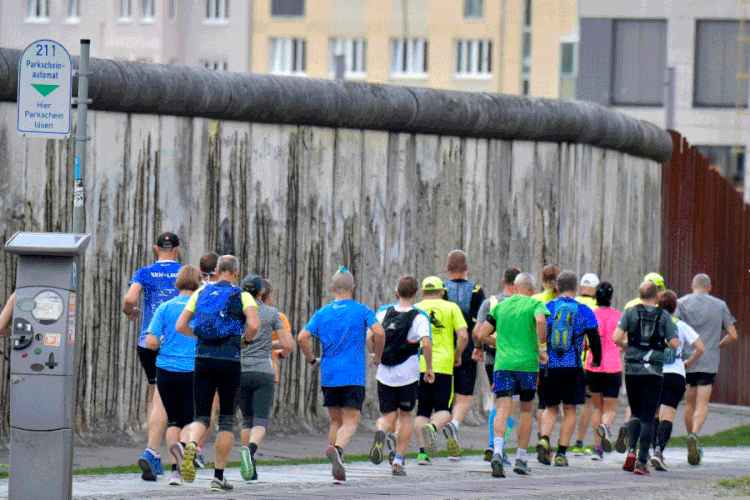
[422,276,444,291]
[643,272,665,290]
[156,232,179,248]
[580,273,599,288]
[241,273,263,295]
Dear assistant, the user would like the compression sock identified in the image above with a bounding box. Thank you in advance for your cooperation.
[249,443,259,456]
[504,417,515,441]
[639,421,654,463]
[493,437,505,456]
[517,448,528,461]
[655,420,673,453]
[627,418,641,454]
[214,469,224,480]
[652,418,660,448]
[450,419,460,430]
[488,407,497,445]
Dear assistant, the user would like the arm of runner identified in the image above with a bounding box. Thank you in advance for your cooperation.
[175,309,195,337]
[584,327,602,368]
[365,328,375,353]
[297,329,319,371]
[612,327,627,349]
[720,324,738,347]
[145,333,161,350]
[421,336,435,383]
[243,305,261,344]
[535,312,549,365]
[123,283,142,320]
[275,324,294,358]
[476,319,496,348]
[370,321,385,367]
[684,337,705,371]
[454,326,468,366]
[0,293,15,337]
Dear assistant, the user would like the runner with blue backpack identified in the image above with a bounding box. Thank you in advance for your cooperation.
[537,270,602,467]
[174,255,261,492]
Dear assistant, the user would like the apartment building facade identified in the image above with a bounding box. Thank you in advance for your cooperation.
[577,0,750,196]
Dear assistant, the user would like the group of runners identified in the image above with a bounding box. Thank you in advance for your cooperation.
[116,232,738,490]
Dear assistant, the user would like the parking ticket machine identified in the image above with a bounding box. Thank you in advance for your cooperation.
[4,232,90,500]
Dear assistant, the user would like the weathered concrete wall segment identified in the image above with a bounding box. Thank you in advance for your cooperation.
[0,103,661,432]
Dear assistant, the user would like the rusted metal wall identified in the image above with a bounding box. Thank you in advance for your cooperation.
[661,131,749,406]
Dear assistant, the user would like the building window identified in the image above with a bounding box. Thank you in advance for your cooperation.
[272,0,304,17]
[695,145,745,185]
[329,38,367,78]
[521,0,532,94]
[26,0,49,20]
[695,21,749,107]
[455,39,492,77]
[390,38,428,77]
[141,0,155,20]
[202,60,229,71]
[205,0,229,20]
[611,20,666,106]
[464,0,483,19]
[67,0,80,20]
[269,38,307,75]
[559,41,577,100]
[119,0,132,19]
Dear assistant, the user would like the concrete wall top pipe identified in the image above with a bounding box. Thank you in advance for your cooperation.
[0,47,673,162]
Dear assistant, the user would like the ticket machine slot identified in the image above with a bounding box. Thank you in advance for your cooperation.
[13,319,34,350]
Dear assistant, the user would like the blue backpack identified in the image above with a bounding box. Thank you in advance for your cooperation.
[549,300,580,358]
[192,285,245,339]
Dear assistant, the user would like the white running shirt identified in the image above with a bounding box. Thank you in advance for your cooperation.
[662,319,700,378]
[375,306,431,387]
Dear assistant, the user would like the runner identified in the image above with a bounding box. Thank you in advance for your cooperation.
[297,267,385,483]
[651,289,704,471]
[473,267,520,463]
[442,250,486,459]
[623,272,666,310]
[585,281,622,461]
[199,252,219,285]
[263,279,294,383]
[368,275,433,476]
[143,265,202,484]
[175,254,260,492]
[237,275,295,483]
[414,276,468,463]
[531,264,560,435]
[537,270,602,467]
[612,281,679,475]
[476,272,549,478]
[123,232,182,480]
[676,273,737,465]
[572,273,599,456]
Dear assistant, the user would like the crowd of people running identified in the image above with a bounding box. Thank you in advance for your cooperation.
[89,231,738,491]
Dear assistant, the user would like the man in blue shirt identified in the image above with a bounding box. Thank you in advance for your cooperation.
[298,267,385,483]
[536,270,602,466]
[123,232,182,478]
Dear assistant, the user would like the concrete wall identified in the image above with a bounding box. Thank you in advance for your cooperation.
[0,101,662,433]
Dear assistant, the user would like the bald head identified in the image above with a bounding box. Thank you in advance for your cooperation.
[639,281,658,302]
[446,249,468,274]
[692,273,711,292]
[514,272,536,296]
[331,269,355,295]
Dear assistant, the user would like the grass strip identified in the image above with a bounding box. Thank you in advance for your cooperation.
[717,476,750,494]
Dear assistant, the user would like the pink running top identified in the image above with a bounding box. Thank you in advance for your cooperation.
[586,307,623,373]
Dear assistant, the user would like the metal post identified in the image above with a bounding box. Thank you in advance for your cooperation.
[72,40,90,234]
[664,66,675,130]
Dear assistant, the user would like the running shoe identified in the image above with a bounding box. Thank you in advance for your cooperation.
[391,463,407,476]
[536,437,551,465]
[502,453,511,466]
[554,454,569,467]
[570,445,585,456]
[491,453,505,478]
[596,424,613,453]
[591,449,603,461]
[194,451,207,469]
[687,433,701,466]
[210,476,233,492]
[239,445,254,481]
[417,452,431,465]
[138,451,159,481]
[155,457,164,475]
[386,433,397,465]
[326,446,346,483]
[513,459,530,475]
[484,448,493,462]
[180,442,197,483]
[615,425,628,453]
[650,451,667,471]
[168,470,183,486]
[169,443,184,472]
[633,460,650,476]
[370,430,386,465]
[422,424,439,457]
[443,422,462,457]
[622,453,636,472]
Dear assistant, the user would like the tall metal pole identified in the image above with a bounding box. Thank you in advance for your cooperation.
[72,39,90,234]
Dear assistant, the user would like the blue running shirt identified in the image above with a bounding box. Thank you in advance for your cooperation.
[304,299,377,387]
[149,295,196,373]
[129,260,182,347]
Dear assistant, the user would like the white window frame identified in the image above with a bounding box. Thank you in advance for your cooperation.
[118,0,132,20]
[202,59,229,71]
[454,39,492,78]
[269,38,307,76]
[204,0,229,22]
[141,0,155,21]
[26,0,50,21]
[390,38,428,78]
[329,38,367,79]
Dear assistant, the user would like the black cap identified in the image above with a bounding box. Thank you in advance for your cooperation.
[241,273,263,295]
[156,232,179,248]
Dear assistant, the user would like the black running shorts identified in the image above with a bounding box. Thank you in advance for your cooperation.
[660,372,687,409]
[685,372,716,387]
[416,373,453,418]
[137,345,159,385]
[377,380,418,414]
[156,367,194,428]
[585,371,622,399]
[538,367,586,406]
[322,385,366,411]
[453,359,477,396]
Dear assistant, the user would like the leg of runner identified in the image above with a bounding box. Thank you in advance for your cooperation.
[392,409,413,476]
[329,407,343,447]
[652,405,676,471]
[590,392,604,458]
[513,395,534,475]
[691,384,712,436]
[572,395,593,455]
[371,412,396,465]
[195,391,219,468]
[491,396,513,478]
[538,405,558,465]
[554,404,577,466]
[139,386,167,479]
[684,385,696,434]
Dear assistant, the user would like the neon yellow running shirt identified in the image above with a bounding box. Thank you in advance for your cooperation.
[415,298,467,375]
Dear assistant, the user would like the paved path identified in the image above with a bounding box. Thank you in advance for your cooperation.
[0,447,748,499]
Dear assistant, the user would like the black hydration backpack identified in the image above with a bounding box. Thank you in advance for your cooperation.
[380,307,421,367]
[628,305,666,351]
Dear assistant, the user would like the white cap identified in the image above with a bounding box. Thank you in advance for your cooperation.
[580,273,599,288]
